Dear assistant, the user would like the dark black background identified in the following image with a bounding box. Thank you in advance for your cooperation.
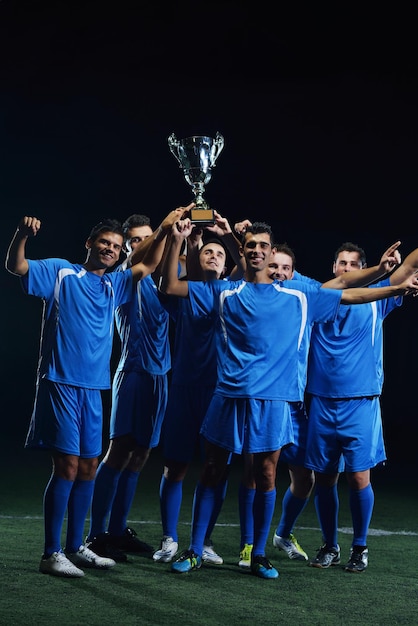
[1,1,417,463]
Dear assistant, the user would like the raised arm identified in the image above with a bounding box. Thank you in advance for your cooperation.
[322,241,401,289]
[5,216,41,276]
[205,210,245,278]
[159,219,194,297]
[388,246,418,285]
[130,206,190,283]
[340,273,418,304]
[234,219,252,235]
[184,225,204,280]
[128,203,193,266]
[185,210,245,280]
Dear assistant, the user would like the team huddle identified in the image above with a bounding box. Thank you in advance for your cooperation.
[6,204,418,579]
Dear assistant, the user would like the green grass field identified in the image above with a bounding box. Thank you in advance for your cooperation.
[1,437,417,626]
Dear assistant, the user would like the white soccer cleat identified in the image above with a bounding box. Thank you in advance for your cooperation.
[202,541,223,565]
[152,536,179,563]
[66,545,116,569]
[273,532,308,561]
[39,551,85,577]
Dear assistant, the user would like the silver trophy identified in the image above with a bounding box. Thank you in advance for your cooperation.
[168,132,224,224]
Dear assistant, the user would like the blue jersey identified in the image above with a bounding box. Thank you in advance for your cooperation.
[187,278,342,401]
[114,272,171,375]
[306,278,402,398]
[161,281,225,461]
[293,270,320,286]
[291,271,322,398]
[169,296,218,387]
[23,258,134,389]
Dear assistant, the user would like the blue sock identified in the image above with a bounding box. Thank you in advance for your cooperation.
[189,483,215,557]
[238,483,255,547]
[66,479,95,553]
[43,475,73,557]
[350,483,374,547]
[87,462,121,540]
[205,479,228,543]
[314,484,339,548]
[108,468,140,536]
[275,487,309,537]
[159,475,182,542]
[253,489,276,557]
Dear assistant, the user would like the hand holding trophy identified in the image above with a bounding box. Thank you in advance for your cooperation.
[168,132,224,225]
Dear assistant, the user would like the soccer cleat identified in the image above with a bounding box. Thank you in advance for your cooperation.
[250,555,279,579]
[66,545,116,569]
[202,540,223,565]
[171,549,202,573]
[85,532,127,563]
[344,547,368,573]
[309,543,341,568]
[153,536,179,563]
[273,532,308,561]
[238,543,253,568]
[110,527,154,554]
[39,551,85,577]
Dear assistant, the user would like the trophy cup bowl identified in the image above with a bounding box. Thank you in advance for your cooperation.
[168,132,224,224]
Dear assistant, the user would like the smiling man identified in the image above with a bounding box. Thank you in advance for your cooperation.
[159,218,418,580]
[5,208,185,577]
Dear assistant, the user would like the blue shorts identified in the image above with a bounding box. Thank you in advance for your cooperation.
[25,379,103,457]
[305,395,386,473]
[110,370,168,448]
[200,394,294,454]
[279,402,308,466]
[162,385,215,463]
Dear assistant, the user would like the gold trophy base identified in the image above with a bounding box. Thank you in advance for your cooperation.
[190,207,215,224]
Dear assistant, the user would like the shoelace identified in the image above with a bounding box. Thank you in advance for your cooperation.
[80,548,94,562]
[161,539,174,551]
[317,547,335,561]
[316,546,338,561]
[179,550,198,565]
[350,552,363,564]
[253,556,273,569]
[240,545,252,559]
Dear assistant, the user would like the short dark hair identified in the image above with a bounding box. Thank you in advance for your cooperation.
[87,219,124,242]
[121,214,152,237]
[243,221,275,244]
[273,242,296,270]
[201,238,227,253]
[334,241,366,266]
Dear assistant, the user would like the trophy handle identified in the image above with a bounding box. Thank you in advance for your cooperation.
[168,133,181,165]
[212,132,224,164]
